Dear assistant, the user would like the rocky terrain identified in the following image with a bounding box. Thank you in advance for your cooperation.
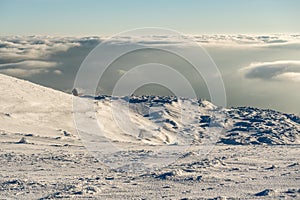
[92,95,300,146]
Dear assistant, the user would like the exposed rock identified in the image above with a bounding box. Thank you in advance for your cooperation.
[16,137,28,144]
[255,189,276,196]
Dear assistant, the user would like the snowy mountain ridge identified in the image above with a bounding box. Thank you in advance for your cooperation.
[91,95,300,145]
[0,73,299,146]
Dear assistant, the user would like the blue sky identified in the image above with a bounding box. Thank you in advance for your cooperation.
[1,0,300,35]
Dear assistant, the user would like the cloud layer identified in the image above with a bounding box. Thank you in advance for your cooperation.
[0,36,84,61]
[97,34,300,47]
[1,34,300,78]
[242,60,300,82]
[0,34,299,115]
[0,36,100,77]
[0,60,59,77]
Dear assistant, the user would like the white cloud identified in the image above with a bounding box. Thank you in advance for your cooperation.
[241,60,300,82]
[53,69,63,75]
[0,36,83,61]
[0,60,58,77]
[0,60,58,69]
[0,68,49,77]
[0,34,299,62]
[1,34,300,79]
[274,72,300,82]
[103,34,300,48]
[0,36,99,77]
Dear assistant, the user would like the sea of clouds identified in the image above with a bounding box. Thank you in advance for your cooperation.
[1,34,300,78]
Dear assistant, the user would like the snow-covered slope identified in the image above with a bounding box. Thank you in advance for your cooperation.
[92,95,300,145]
[223,107,300,145]
[0,74,75,138]
[0,73,299,146]
[91,96,226,146]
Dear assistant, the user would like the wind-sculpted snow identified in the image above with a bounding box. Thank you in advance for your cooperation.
[94,95,300,145]
[224,107,300,145]
[93,95,226,146]
[1,74,300,199]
